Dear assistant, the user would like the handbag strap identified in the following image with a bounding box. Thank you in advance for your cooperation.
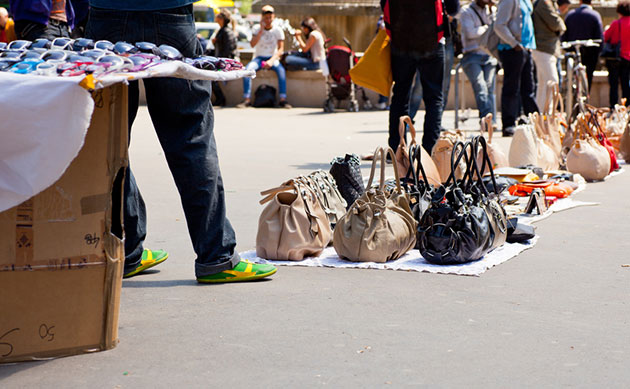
[480,113,495,143]
[409,143,431,194]
[366,146,402,192]
[398,116,417,150]
[472,135,500,195]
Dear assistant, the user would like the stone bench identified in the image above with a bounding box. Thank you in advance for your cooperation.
[139,68,617,110]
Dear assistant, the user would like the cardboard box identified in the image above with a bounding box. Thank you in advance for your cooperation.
[0,84,128,363]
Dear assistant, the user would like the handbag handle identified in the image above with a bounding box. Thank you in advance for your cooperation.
[471,135,500,196]
[408,143,432,194]
[442,140,468,189]
[366,146,402,193]
[398,116,417,150]
[480,113,495,144]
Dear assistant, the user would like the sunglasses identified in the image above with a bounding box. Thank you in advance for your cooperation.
[72,38,95,52]
[152,44,182,60]
[42,50,69,61]
[94,40,115,51]
[1,51,24,59]
[262,11,274,15]
[7,40,31,51]
[113,41,138,55]
[9,60,43,74]
[31,39,51,49]
[51,37,74,50]
[35,61,59,76]
[22,50,45,60]
[135,41,157,53]
[0,42,6,50]
[82,49,107,61]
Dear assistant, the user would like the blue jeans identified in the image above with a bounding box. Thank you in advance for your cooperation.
[390,44,445,154]
[461,52,497,121]
[243,56,287,99]
[285,52,320,70]
[86,5,240,277]
[498,48,539,130]
[409,38,454,120]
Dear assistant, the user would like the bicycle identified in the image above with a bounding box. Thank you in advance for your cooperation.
[560,39,601,117]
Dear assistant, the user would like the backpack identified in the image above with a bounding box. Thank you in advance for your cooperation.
[253,84,277,108]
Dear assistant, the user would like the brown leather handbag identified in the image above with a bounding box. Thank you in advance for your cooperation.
[334,147,417,263]
[395,116,441,187]
[256,179,332,260]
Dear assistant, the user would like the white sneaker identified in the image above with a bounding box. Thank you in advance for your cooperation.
[376,102,388,110]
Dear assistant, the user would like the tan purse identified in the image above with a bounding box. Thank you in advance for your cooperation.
[620,119,630,161]
[297,170,347,227]
[541,82,565,158]
[256,179,332,260]
[566,114,611,181]
[477,113,508,169]
[395,116,441,186]
[334,147,417,263]
[531,112,560,171]
[432,128,466,182]
[508,123,539,167]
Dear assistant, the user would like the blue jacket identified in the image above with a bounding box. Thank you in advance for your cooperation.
[9,0,75,27]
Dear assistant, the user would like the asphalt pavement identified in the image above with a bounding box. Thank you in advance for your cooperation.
[1,106,629,388]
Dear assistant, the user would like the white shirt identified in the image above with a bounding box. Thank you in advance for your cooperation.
[252,24,285,58]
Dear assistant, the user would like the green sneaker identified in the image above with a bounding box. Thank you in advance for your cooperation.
[123,249,169,278]
[196,260,277,283]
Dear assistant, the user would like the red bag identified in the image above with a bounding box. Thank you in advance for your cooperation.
[587,110,619,172]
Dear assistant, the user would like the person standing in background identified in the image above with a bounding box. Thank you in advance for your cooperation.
[562,0,603,91]
[459,0,498,126]
[0,7,16,43]
[532,0,566,111]
[10,0,74,40]
[382,0,460,154]
[494,0,539,137]
[604,0,630,107]
[211,8,237,107]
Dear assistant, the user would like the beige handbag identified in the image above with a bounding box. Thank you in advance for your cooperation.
[531,112,560,171]
[508,124,539,167]
[566,114,611,181]
[477,113,508,170]
[395,116,442,186]
[297,170,347,227]
[334,147,417,263]
[541,82,565,158]
[432,128,466,182]
[256,179,332,260]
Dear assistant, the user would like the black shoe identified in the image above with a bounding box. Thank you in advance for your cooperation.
[502,126,515,137]
[278,100,292,109]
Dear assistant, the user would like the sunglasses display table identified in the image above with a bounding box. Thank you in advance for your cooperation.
[0,65,253,363]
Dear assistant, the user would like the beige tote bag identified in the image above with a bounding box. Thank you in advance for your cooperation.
[477,113,508,170]
[508,124,538,167]
[334,147,417,263]
[566,115,611,181]
[395,116,441,186]
[256,179,332,260]
[531,112,560,171]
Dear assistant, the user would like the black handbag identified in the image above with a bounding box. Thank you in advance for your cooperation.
[418,140,493,265]
[601,42,620,60]
[400,144,435,248]
[469,136,509,251]
[329,154,365,209]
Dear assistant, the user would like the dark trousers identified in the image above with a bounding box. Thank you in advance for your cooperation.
[581,47,600,91]
[15,20,70,40]
[498,48,539,130]
[606,59,630,107]
[86,5,240,277]
[389,44,445,154]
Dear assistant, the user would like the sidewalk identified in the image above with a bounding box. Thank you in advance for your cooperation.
[1,107,629,387]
